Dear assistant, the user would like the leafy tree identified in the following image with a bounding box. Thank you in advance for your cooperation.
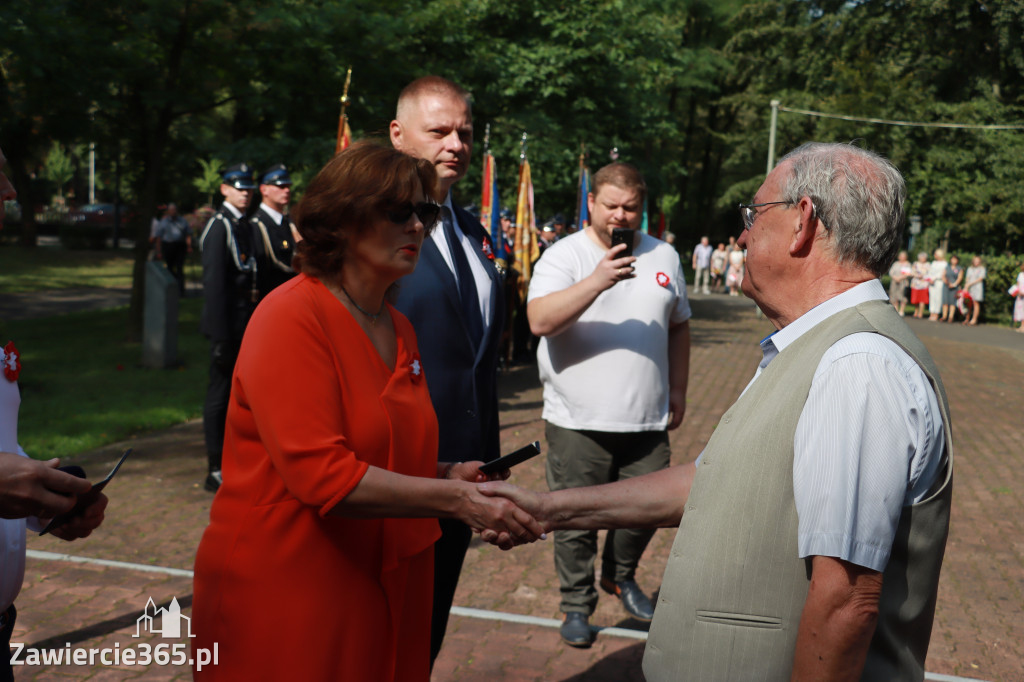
[6,0,1024,337]
[193,158,226,206]
[41,143,75,202]
[0,0,104,243]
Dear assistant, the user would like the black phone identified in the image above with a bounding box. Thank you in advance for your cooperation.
[478,441,542,475]
[40,448,132,536]
[611,228,634,258]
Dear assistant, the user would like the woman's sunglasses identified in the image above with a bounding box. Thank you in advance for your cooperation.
[387,202,441,226]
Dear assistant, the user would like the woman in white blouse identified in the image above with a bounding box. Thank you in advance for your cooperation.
[927,248,948,321]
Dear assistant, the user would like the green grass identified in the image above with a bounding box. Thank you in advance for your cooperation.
[6,298,208,460]
[0,244,136,293]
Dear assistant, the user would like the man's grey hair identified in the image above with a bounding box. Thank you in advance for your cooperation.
[777,142,905,277]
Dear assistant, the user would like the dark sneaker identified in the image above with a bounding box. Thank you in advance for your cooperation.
[600,577,655,622]
[204,469,223,492]
[560,612,593,648]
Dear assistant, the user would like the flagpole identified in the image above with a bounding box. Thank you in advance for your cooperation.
[575,142,586,231]
[516,132,526,258]
[335,67,353,154]
[480,123,492,230]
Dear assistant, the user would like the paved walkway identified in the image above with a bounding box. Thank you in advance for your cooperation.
[6,293,1024,680]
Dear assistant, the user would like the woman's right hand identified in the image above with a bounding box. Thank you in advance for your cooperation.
[449,461,510,483]
[451,480,547,550]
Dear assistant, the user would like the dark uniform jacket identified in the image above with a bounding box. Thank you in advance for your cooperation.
[200,206,259,345]
[251,205,296,298]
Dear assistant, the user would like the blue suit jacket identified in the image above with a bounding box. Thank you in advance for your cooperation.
[393,202,504,464]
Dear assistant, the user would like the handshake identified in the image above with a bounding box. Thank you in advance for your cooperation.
[449,462,690,550]
[445,457,689,550]
[444,461,549,551]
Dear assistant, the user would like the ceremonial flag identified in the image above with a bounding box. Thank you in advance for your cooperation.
[640,196,649,234]
[480,151,505,259]
[335,67,353,154]
[336,118,352,153]
[575,150,590,231]
[514,157,539,297]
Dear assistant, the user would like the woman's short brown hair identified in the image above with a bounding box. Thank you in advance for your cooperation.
[292,140,438,282]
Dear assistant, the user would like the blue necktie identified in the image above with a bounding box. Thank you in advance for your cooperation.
[441,208,483,346]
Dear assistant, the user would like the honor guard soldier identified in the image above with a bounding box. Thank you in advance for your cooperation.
[199,163,259,492]
[252,164,297,297]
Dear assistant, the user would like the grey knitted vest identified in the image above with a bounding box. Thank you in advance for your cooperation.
[643,299,953,682]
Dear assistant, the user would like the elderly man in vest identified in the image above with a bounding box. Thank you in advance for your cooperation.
[482,142,952,681]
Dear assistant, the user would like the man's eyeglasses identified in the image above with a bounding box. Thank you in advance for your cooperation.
[387,202,441,226]
[737,201,794,231]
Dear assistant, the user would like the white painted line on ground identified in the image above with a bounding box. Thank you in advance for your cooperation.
[25,551,993,681]
[449,607,990,681]
[27,550,194,578]
[450,606,649,641]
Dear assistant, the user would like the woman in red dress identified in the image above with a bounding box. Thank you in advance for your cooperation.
[191,142,543,681]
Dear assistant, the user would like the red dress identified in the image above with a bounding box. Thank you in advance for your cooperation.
[192,275,440,681]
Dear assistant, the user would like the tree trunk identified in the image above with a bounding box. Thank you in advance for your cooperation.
[125,6,192,341]
[9,157,38,248]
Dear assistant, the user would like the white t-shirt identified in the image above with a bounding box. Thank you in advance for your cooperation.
[528,230,691,432]
[0,345,27,612]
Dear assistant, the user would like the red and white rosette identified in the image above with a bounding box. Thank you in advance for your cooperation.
[481,236,495,261]
[2,341,20,382]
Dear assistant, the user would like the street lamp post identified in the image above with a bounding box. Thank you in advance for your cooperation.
[88,142,96,205]
[908,214,921,252]
[767,99,780,175]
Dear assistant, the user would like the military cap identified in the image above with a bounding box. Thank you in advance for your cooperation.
[260,164,292,187]
[500,208,514,220]
[552,213,566,225]
[222,163,256,190]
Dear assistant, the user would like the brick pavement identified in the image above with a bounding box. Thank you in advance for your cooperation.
[8,295,1024,681]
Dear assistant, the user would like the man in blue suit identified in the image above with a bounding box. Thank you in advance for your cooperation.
[390,76,505,665]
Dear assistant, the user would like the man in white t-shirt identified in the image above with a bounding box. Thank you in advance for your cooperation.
[691,236,712,294]
[527,162,691,647]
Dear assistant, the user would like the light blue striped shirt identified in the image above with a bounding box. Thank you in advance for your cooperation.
[743,280,944,572]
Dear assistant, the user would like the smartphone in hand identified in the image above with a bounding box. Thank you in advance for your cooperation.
[611,228,634,259]
[478,441,542,476]
[40,448,131,536]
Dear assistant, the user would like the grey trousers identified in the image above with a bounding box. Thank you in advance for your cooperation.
[544,421,671,614]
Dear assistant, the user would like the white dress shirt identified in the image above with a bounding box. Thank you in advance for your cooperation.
[428,194,493,338]
[711,280,944,572]
[259,203,284,225]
